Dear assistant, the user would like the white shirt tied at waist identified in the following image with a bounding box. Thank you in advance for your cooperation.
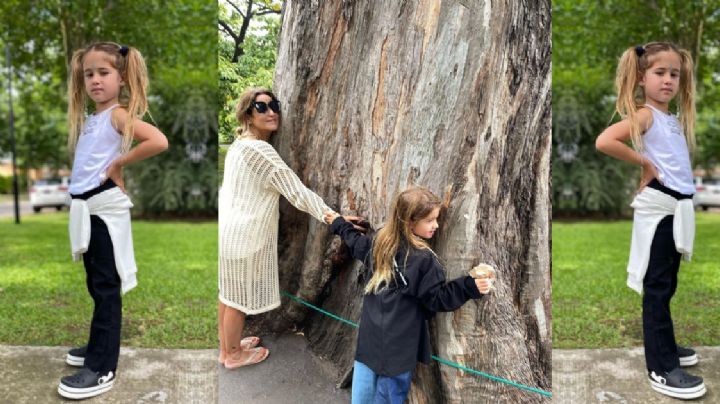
[627,187,695,294]
[69,186,137,294]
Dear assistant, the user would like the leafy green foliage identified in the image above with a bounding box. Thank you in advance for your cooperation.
[553,0,720,215]
[0,0,218,215]
[218,1,281,144]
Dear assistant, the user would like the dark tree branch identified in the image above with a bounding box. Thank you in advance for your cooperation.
[226,0,247,19]
[221,0,279,62]
[231,1,254,62]
[255,9,280,16]
[219,20,239,42]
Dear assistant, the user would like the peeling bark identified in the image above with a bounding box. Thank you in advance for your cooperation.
[252,1,551,402]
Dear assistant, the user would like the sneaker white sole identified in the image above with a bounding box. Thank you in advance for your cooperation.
[679,354,698,367]
[65,354,84,367]
[650,380,706,400]
[58,380,114,399]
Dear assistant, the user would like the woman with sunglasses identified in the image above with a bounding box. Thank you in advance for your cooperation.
[218,88,357,368]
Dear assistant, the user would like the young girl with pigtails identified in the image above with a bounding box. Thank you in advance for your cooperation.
[596,42,705,400]
[58,42,168,400]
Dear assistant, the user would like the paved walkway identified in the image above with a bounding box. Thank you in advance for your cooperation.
[0,345,217,403]
[218,333,351,404]
[553,346,720,403]
[12,339,716,403]
[1,334,351,404]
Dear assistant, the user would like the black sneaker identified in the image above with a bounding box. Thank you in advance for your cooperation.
[648,368,706,399]
[58,368,115,399]
[678,346,698,367]
[66,345,86,367]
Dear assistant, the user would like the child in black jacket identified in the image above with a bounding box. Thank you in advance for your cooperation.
[324,186,492,404]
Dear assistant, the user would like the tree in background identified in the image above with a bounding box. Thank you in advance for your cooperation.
[218,0,281,145]
[219,0,280,62]
[0,0,218,216]
[246,1,551,402]
[553,0,720,216]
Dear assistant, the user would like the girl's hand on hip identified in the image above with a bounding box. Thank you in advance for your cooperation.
[475,278,493,295]
[106,159,126,193]
[639,158,660,191]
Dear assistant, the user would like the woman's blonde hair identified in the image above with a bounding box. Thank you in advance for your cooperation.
[67,42,149,158]
[366,186,442,295]
[615,42,696,154]
[234,87,281,137]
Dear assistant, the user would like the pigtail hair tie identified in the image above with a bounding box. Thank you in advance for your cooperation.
[634,46,645,57]
[119,45,129,56]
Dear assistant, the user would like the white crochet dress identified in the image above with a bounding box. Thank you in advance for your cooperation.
[219,138,333,314]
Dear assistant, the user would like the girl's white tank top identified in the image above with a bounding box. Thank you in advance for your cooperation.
[641,104,695,195]
[69,105,122,194]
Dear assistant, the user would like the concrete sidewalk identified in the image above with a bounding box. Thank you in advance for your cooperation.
[553,346,720,403]
[218,333,351,404]
[1,334,351,404]
[0,345,217,403]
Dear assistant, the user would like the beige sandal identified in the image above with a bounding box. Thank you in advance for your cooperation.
[224,347,270,369]
[218,336,261,363]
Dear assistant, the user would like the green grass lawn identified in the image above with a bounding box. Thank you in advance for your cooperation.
[0,212,217,348]
[553,212,720,349]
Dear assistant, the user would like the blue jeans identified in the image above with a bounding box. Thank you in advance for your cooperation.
[352,361,412,404]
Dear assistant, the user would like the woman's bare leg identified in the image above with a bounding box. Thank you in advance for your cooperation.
[221,304,269,367]
[224,305,249,360]
[218,301,227,362]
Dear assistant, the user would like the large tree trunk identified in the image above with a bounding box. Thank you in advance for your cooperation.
[254,1,551,402]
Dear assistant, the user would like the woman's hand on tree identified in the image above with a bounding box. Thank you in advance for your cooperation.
[323,211,368,232]
[324,211,340,224]
[343,215,367,232]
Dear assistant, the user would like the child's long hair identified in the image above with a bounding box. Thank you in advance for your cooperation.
[615,42,696,154]
[366,187,442,295]
[67,42,149,158]
[235,87,281,137]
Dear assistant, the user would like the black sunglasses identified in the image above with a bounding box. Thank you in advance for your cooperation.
[248,100,281,114]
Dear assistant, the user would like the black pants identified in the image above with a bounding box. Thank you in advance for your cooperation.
[72,179,122,374]
[641,178,691,373]
[82,215,122,373]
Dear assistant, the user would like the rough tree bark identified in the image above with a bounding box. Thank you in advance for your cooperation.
[252,1,551,402]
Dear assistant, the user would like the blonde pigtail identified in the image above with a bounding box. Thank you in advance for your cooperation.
[614,47,643,153]
[678,49,696,155]
[119,46,149,154]
[67,49,88,159]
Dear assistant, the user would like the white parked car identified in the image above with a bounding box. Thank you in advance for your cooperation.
[29,177,71,212]
[693,177,720,211]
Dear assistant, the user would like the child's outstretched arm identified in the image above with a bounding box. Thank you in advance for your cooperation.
[416,253,487,312]
[327,215,372,263]
[107,108,168,192]
[595,108,658,189]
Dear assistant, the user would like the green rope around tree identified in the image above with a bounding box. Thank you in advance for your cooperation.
[280,291,552,398]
